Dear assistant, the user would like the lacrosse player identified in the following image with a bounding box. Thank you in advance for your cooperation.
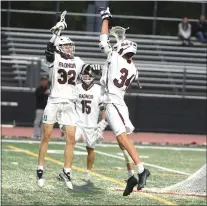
[98,7,150,196]
[36,11,101,190]
[59,68,107,182]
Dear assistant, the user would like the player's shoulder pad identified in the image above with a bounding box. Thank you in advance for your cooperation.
[94,83,102,91]
[76,83,82,88]
[74,56,83,62]
[94,83,101,88]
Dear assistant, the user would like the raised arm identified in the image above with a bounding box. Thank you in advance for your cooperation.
[99,7,112,55]
[45,11,67,65]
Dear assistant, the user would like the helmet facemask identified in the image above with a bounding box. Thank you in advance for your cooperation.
[59,42,75,57]
[80,74,95,86]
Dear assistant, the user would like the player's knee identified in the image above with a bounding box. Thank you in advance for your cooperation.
[65,135,76,145]
[42,133,51,142]
[116,133,127,146]
[86,146,94,153]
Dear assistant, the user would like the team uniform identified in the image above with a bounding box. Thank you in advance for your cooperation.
[75,83,104,148]
[99,41,138,136]
[37,11,102,190]
[43,52,85,126]
[98,7,150,197]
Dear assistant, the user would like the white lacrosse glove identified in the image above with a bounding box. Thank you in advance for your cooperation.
[99,7,112,21]
[91,120,108,142]
[50,10,67,35]
[84,64,102,77]
[91,64,102,75]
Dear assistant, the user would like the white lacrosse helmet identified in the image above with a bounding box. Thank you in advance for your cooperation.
[56,36,75,57]
[113,39,137,57]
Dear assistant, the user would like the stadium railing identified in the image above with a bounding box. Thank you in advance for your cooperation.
[1,27,206,99]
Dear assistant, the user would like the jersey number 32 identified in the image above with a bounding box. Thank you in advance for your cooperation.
[58,69,76,85]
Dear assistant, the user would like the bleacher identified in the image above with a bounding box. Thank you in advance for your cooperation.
[1,27,206,98]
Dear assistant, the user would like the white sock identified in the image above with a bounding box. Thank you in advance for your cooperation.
[64,168,71,173]
[137,163,144,174]
[86,170,91,174]
[128,170,134,180]
[37,165,43,170]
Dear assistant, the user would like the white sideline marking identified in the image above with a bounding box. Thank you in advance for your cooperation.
[2,149,22,152]
[117,152,149,159]
[75,145,191,176]
[3,148,87,155]
[2,139,206,152]
[47,150,87,155]
[11,162,18,165]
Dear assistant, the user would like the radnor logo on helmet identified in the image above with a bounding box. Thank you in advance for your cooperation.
[59,62,76,68]
[121,42,129,46]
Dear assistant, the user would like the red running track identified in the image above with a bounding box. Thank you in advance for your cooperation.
[1,126,206,145]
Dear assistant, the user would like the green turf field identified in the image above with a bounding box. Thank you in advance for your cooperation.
[1,138,206,205]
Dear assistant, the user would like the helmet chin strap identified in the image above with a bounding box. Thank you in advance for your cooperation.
[56,49,74,59]
[82,82,94,90]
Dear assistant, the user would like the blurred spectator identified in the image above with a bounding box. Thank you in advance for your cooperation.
[32,76,50,140]
[178,17,193,46]
[195,15,207,43]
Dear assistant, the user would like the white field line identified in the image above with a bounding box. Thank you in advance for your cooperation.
[3,148,87,155]
[1,139,206,152]
[2,139,191,175]
[75,145,191,176]
[117,152,149,159]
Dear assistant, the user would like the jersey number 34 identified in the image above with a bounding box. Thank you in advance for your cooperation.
[113,68,135,89]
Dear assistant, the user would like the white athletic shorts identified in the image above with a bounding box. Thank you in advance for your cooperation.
[75,126,97,149]
[42,101,78,126]
[105,103,134,136]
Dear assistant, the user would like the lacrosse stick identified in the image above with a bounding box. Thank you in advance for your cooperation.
[50,10,67,35]
[109,26,129,42]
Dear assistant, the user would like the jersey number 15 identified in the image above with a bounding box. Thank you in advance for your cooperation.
[81,100,92,114]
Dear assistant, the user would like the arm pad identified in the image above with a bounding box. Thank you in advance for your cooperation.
[45,42,55,63]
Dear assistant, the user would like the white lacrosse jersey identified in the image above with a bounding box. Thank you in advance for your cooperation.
[47,52,85,103]
[100,50,138,105]
[75,83,103,128]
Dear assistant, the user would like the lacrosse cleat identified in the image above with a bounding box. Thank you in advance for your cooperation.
[58,169,73,190]
[82,172,91,182]
[36,169,45,187]
[137,168,150,191]
[123,175,138,196]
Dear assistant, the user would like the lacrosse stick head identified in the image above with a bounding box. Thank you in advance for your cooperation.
[109,26,129,42]
[60,10,67,22]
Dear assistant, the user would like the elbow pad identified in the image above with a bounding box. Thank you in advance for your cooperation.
[45,42,55,63]
[99,41,111,55]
